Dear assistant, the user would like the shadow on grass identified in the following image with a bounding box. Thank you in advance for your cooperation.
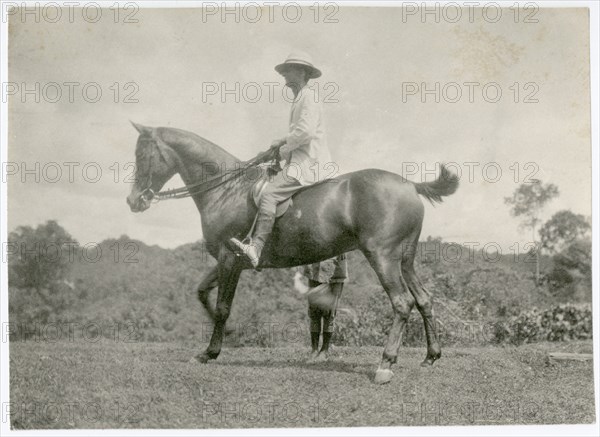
[206,358,374,378]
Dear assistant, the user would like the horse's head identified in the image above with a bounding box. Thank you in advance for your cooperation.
[127,122,178,212]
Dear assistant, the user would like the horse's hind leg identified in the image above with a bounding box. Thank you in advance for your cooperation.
[363,249,415,384]
[402,262,441,366]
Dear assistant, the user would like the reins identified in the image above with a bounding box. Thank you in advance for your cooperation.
[141,142,282,203]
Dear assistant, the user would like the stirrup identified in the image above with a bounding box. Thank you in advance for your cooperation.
[230,237,248,257]
[229,238,262,270]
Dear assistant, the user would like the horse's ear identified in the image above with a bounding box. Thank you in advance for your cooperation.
[130,120,150,135]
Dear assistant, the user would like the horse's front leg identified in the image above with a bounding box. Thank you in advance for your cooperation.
[194,248,242,363]
[197,266,219,323]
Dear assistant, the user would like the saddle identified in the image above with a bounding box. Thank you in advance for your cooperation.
[249,170,342,218]
[240,172,339,248]
[238,168,293,246]
[250,177,293,218]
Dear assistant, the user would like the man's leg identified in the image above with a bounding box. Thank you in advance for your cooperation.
[319,283,344,357]
[319,254,348,357]
[307,277,323,356]
[230,172,302,268]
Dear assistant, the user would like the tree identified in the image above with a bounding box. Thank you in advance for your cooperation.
[547,238,592,301]
[504,180,559,284]
[8,221,81,332]
[539,210,591,254]
[8,220,77,294]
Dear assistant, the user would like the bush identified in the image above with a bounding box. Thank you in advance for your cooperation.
[547,239,592,302]
[333,290,394,347]
[8,223,592,348]
[492,303,593,345]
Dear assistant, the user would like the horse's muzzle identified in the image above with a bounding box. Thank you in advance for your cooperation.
[126,193,151,212]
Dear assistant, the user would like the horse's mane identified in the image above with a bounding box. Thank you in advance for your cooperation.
[153,126,260,206]
[154,126,241,164]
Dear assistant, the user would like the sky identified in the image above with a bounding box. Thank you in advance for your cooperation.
[5,4,592,251]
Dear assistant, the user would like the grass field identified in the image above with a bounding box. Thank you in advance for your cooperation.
[9,340,596,429]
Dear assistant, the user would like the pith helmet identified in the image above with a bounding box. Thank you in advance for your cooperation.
[275,51,322,79]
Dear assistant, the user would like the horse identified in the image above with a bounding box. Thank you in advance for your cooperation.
[126,122,459,384]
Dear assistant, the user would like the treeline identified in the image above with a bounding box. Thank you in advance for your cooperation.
[7,216,592,346]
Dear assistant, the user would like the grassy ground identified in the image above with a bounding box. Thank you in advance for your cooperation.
[9,340,596,429]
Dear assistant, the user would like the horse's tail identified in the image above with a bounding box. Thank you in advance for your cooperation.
[414,164,459,204]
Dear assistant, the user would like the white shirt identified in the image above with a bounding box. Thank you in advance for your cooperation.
[279,85,332,185]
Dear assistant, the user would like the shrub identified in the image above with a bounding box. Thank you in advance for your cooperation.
[492,303,593,345]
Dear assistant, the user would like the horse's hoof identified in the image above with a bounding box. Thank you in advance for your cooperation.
[374,368,394,384]
[421,354,440,367]
[191,353,211,364]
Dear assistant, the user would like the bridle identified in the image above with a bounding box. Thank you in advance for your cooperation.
[137,136,170,203]
[138,136,282,204]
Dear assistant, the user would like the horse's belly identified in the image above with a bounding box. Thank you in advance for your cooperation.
[262,197,356,267]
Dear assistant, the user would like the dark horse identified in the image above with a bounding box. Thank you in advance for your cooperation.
[126,123,459,384]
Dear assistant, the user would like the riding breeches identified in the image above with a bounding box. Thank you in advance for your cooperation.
[302,254,348,284]
[258,171,304,215]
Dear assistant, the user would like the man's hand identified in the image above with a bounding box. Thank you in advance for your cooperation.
[270,138,286,150]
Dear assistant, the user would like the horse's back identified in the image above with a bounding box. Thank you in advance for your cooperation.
[291,168,422,219]
[264,169,423,267]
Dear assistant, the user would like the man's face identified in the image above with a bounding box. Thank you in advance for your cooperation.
[279,65,306,89]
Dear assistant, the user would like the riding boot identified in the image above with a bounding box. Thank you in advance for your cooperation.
[230,210,276,268]
[320,332,333,355]
[310,331,321,353]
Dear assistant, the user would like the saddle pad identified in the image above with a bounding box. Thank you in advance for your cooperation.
[251,178,292,218]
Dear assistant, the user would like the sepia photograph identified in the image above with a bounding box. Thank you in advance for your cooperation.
[1,1,598,434]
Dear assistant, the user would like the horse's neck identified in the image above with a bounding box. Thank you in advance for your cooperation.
[160,127,238,172]
[159,128,251,219]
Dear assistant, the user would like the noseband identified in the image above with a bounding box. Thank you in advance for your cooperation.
[140,187,156,203]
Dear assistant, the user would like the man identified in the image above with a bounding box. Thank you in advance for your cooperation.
[302,254,348,361]
[230,51,331,267]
